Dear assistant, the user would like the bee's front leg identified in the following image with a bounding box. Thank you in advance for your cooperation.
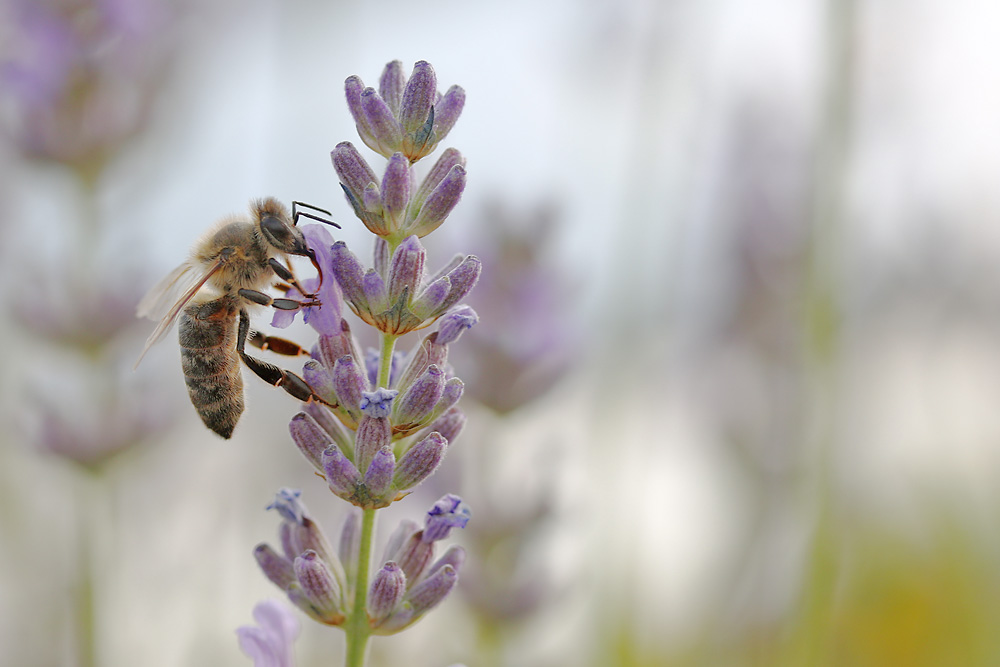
[238,288,320,311]
[268,258,319,299]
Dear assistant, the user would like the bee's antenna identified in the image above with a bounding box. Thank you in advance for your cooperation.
[291,201,340,228]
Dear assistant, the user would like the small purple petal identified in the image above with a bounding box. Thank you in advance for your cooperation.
[267,488,307,525]
[359,388,398,418]
[423,494,470,542]
[236,599,300,667]
[435,305,478,345]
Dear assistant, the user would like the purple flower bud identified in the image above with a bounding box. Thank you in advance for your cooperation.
[368,562,406,623]
[302,401,352,451]
[377,606,415,635]
[438,255,482,312]
[382,519,420,564]
[333,355,366,413]
[302,360,337,406]
[267,488,307,525]
[424,494,471,542]
[381,152,411,230]
[408,164,467,238]
[332,142,378,206]
[289,411,333,471]
[425,407,466,445]
[427,545,466,579]
[393,364,445,427]
[360,87,402,156]
[395,531,434,585]
[394,334,448,393]
[360,388,397,418]
[338,512,360,582]
[355,416,390,475]
[393,432,447,491]
[399,60,437,135]
[362,183,382,215]
[378,60,405,116]
[317,320,363,371]
[406,564,458,615]
[236,599,300,667]
[361,269,388,314]
[364,446,395,497]
[345,75,373,139]
[373,237,390,277]
[253,544,296,590]
[434,378,464,417]
[409,276,450,321]
[412,149,466,213]
[388,236,426,304]
[285,517,340,577]
[433,85,466,141]
[329,242,370,314]
[322,446,361,497]
[294,551,344,623]
[435,305,478,345]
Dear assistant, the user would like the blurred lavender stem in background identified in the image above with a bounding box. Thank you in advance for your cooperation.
[0,1,180,665]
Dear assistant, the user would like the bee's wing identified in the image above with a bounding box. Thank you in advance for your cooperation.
[133,261,226,368]
[137,262,198,321]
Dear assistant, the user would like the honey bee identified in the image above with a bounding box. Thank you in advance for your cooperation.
[136,197,340,438]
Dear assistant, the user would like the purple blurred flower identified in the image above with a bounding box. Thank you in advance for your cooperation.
[0,0,178,166]
[236,599,300,667]
[451,200,577,413]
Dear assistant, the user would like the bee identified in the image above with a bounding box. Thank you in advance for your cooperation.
[136,197,340,438]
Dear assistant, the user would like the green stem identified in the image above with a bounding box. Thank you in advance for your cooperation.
[344,334,396,666]
[377,333,397,390]
[344,507,377,667]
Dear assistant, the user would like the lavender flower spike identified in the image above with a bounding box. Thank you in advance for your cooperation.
[236,599,300,667]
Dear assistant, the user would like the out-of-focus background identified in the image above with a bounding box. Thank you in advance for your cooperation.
[3,0,1000,665]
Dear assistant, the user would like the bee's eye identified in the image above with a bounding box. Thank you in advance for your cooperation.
[260,216,293,248]
[260,215,310,256]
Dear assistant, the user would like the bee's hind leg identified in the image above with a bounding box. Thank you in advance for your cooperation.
[247,330,310,356]
[237,309,324,404]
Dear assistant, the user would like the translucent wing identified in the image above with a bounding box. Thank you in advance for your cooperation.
[134,260,226,368]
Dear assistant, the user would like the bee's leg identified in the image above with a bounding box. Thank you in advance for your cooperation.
[267,258,318,299]
[236,309,320,403]
[247,330,310,356]
[238,288,320,311]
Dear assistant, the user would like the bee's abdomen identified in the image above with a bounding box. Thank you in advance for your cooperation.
[179,296,244,439]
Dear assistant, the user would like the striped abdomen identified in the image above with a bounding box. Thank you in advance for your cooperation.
[179,295,244,438]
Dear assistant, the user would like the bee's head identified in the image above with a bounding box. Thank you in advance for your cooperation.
[259,214,311,257]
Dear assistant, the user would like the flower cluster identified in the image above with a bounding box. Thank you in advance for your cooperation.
[248,60,478,664]
[255,490,469,635]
